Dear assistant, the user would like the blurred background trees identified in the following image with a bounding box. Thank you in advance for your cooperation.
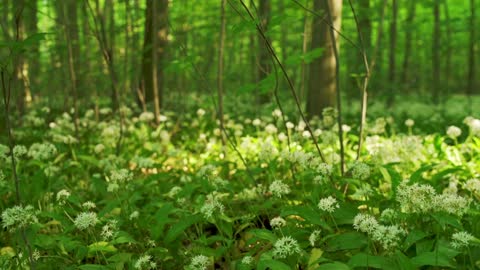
[1,0,478,119]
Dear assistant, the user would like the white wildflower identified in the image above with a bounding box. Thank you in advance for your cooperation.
[28,143,57,160]
[13,145,27,159]
[309,230,322,247]
[200,198,225,219]
[353,213,379,234]
[74,212,98,230]
[196,108,206,117]
[446,126,462,139]
[318,196,340,213]
[187,255,210,270]
[139,111,155,122]
[134,254,156,270]
[94,144,105,154]
[1,205,38,231]
[270,217,286,229]
[405,119,415,127]
[241,255,254,265]
[451,231,476,249]
[372,225,405,251]
[82,201,96,210]
[269,180,290,198]
[351,162,370,180]
[272,236,301,259]
[56,189,71,205]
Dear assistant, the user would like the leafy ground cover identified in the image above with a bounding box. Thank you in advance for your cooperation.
[1,103,480,269]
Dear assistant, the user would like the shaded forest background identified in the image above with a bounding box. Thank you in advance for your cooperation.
[1,0,479,124]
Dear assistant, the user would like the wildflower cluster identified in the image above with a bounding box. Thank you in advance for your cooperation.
[272,236,302,258]
[317,196,340,213]
[269,180,291,198]
[74,212,98,230]
[396,182,470,216]
[1,205,39,231]
[353,213,405,251]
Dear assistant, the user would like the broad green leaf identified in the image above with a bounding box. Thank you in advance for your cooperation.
[410,164,436,183]
[403,229,430,251]
[326,232,368,251]
[164,214,202,244]
[78,265,109,270]
[87,241,117,256]
[247,229,277,243]
[348,253,388,269]
[281,205,329,227]
[257,259,291,270]
[316,262,350,270]
[431,212,463,230]
[308,248,324,270]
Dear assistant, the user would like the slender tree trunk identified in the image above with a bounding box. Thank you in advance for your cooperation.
[432,0,441,104]
[401,1,416,91]
[151,0,161,123]
[140,0,168,108]
[467,0,476,112]
[25,0,39,96]
[306,0,343,117]
[218,0,227,150]
[63,1,80,137]
[444,0,452,97]
[387,0,397,106]
[257,0,271,104]
[13,0,31,116]
[300,6,312,101]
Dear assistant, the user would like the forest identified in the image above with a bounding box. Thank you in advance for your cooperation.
[0,0,479,269]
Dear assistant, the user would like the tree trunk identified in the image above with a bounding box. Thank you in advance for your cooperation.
[257,0,271,104]
[444,0,452,97]
[387,0,397,106]
[467,0,476,111]
[140,0,168,108]
[401,1,416,91]
[432,0,440,104]
[25,0,39,95]
[306,0,343,117]
[218,0,227,150]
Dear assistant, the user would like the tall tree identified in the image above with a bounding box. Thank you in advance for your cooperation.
[400,1,416,90]
[432,0,440,104]
[25,0,39,94]
[140,0,168,110]
[257,0,271,104]
[467,0,476,111]
[443,0,452,96]
[307,0,343,117]
[387,0,397,105]
[218,0,227,150]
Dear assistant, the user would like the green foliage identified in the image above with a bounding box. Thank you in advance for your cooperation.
[0,103,480,269]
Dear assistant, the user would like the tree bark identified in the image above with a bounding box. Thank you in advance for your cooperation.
[306,0,343,117]
[387,0,397,106]
[432,0,440,104]
[467,0,476,111]
[401,1,416,90]
[140,0,168,108]
[257,0,271,104]
[218,0,227,150]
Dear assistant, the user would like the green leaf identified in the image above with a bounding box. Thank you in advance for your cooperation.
[257,259,291,270]
[348,253,388,269]
[316,262,350,270]
[78,265,109,270]
[431,212,463,230]
[247,229,277,243]
[308,248,324,270]
[403,230,430,251]
[164,214,202,244]
[410,164,436,183]
[326,232,368,251]
[391,251,416,270]
[411,251,456,268]
[281,205,329,227]
[87,241,117,256]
